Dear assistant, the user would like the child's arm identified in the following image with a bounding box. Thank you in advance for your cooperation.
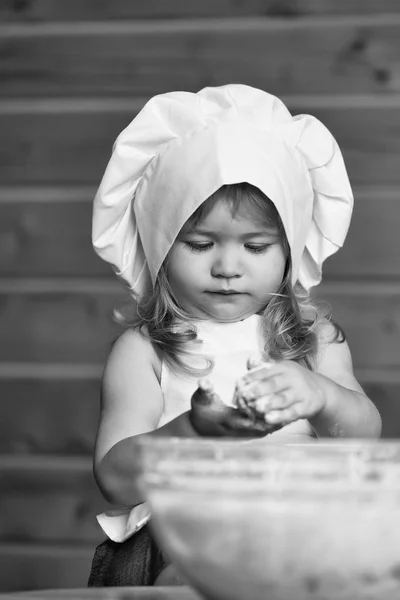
[237,321,382,439]
[308,329,382,438]
[93,329,196,507]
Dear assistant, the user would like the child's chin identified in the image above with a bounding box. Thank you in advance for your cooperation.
[204,305,254,322]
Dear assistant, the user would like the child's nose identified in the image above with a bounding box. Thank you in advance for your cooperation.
[211,250,243,278]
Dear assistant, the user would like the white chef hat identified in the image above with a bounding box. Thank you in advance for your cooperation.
[92,84,353,298]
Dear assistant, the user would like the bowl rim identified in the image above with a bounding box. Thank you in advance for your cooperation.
[134,437,400,464]
[135,436,400,450]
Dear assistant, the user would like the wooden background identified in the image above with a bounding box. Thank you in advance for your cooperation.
[1,0,400,591]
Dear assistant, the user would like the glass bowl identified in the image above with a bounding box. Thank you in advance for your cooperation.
[136,438,400,600]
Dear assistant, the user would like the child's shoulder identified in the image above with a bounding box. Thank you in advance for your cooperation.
[107,326,162,382]
[313,316,368,395]
[314,317,355,379]
[316,317,343,347]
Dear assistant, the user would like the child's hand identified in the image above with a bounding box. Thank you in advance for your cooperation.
[190,379,279,438]
[238,360,326,427]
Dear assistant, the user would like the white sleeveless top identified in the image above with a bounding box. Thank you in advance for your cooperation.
[97,314,314,542]
[157,313,264,426]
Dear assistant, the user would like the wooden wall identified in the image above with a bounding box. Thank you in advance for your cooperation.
[1,0,400,591]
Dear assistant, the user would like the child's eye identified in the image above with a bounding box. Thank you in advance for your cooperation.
[184,242,213,253]
[245,244,271,254]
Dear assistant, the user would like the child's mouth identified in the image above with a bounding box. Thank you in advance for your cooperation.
[210,290,241,295]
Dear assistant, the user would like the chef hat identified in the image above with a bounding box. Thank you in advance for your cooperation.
[92,84,353,298]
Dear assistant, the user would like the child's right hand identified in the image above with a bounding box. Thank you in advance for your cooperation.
[190,379,278,438]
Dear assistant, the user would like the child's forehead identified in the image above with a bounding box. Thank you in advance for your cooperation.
[181,193,281,233]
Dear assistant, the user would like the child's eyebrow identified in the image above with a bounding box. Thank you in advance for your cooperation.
[241,231,278,239]
[182,227,279,238]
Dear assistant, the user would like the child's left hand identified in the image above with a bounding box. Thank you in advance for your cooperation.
[190,379,281,438]
[239,360,326,427]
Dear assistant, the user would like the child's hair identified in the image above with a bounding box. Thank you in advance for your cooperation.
[115,183,344,375]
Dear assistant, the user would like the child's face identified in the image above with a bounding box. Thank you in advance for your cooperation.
[166,201,287,323]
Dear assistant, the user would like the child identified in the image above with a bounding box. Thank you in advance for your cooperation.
[88,84,382,587]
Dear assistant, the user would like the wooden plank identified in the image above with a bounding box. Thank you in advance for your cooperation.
[2,16,400,98]
[322,186,400,280]
[1,0,400,22]
[0,279,399,368]
[1,185,399,279]
[0,543,94,591]
[0,102,132,186]
[0,376,100,454]
[1,97,400,186]
[0,187,109,277]
[361,380,400,439]
[315,283,400,371]
[0,279,128,363]
[0,457,106,547]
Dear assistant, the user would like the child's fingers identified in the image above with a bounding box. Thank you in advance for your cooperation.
[252,395,274,414]
[252,392,292,413]
[234,389,253,415]
[246,356,261,370]
[191,379,214,407]
[241,374,289,400]
[246,352,272,371]
[192,379,226,410]
[242,363,276,384]
[198,378,214,393]
[264,403,303,425]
